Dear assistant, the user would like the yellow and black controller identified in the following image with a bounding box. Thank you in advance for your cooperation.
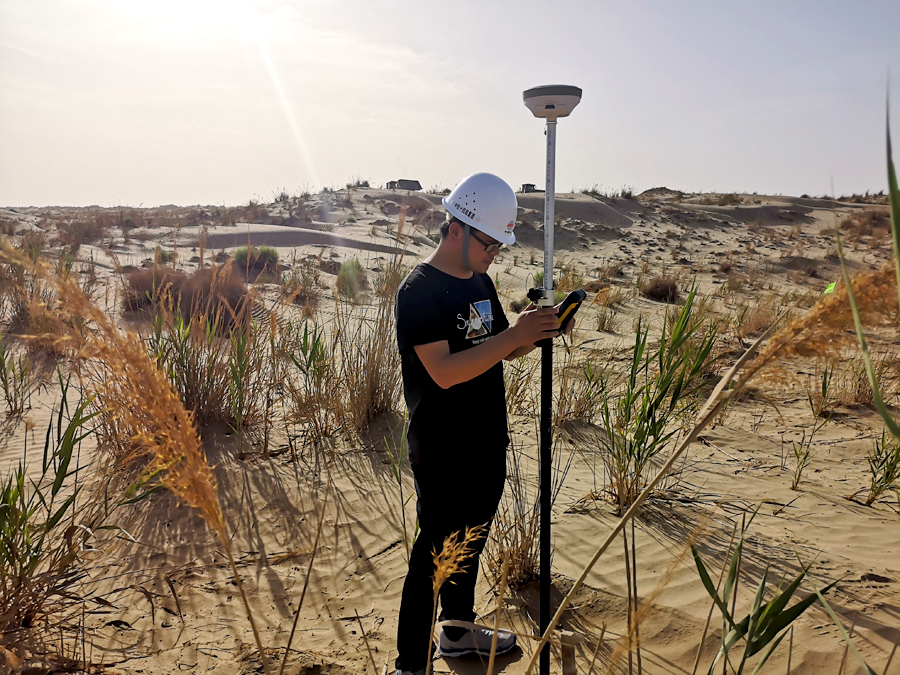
[556,289,586,332]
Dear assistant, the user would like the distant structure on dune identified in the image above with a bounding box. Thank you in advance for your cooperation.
[520,183,540,193]
[386,179,422,191]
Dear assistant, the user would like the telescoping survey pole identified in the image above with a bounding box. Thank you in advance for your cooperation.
[523,84,582,675]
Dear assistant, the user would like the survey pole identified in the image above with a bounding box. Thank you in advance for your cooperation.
[523,84,582,675]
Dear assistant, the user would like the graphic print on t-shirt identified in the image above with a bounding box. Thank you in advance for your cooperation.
[458,299,493,339]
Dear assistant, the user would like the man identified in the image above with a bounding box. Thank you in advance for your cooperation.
[394,173,564,675]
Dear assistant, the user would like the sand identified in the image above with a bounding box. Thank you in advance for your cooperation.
[0,187,897,674]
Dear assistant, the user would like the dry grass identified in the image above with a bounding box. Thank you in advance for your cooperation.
[731,300,778,341]
[830,350,900,407]
[556,261,585,293]
[749,261,898,378]
[592,285,630,308]
[333,293,401,436]
[840,208,891,244]
[281,256,323,317]
[595,306,620,333]
[485,437,572,589]
[505,355,539,416]
[427,526,485,671]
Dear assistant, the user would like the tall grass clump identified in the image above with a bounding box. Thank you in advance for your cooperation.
[0,335,35,415]
[284,319,341,449]
[334,295,401,433]
[123,263,278,437]
[554,347,607,426]
[862,430,900,506]
[336,257,367,300]
[145,289,270,434]
[0,378,111,649]
[486,436,573,588]
[596,287,718,514]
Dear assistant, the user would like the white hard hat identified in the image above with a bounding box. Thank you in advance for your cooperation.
[442,172,518,245]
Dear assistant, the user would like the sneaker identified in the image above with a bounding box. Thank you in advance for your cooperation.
[437,626,517,658]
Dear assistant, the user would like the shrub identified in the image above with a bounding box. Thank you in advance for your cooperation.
[155,248,174,265]
[56,218,108,253]
[640,277,679,303]
[233,246,279,280]
[336,258,367,300]
[122,264,249,329]
[840,208,890,243]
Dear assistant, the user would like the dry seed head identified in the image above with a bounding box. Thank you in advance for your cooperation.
[432,525,486,593]
[742,262,898,386]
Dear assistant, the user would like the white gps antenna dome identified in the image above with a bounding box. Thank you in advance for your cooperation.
[523,84,582,120]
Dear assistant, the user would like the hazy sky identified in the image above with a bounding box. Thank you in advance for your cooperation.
[2,1,899,207]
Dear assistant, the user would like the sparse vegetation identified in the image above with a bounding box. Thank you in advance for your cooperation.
[1,161,899,674]
[281,256,321,314]
[790,366,833,490]
[0,336,35,414]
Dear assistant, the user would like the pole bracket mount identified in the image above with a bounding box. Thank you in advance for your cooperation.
[528,286,555,307]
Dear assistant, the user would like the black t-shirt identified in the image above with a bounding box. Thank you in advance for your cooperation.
[396,263,511,468]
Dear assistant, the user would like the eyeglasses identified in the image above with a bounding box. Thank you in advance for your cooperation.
[468,229,504,254]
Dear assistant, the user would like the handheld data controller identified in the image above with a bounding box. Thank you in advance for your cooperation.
[526,288,587,343]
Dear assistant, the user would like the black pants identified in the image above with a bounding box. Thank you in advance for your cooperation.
[395,450,506,672]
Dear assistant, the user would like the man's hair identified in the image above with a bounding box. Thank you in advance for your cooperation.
[440,216,464,239]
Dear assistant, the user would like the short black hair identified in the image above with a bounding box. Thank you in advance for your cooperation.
[440,216,464,239]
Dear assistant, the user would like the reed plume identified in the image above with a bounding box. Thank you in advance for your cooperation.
[426,525,485,674]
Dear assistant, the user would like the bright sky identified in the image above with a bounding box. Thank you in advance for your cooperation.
[1,1,899,207]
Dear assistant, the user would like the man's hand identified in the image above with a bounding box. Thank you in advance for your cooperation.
[510,306,561,345]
